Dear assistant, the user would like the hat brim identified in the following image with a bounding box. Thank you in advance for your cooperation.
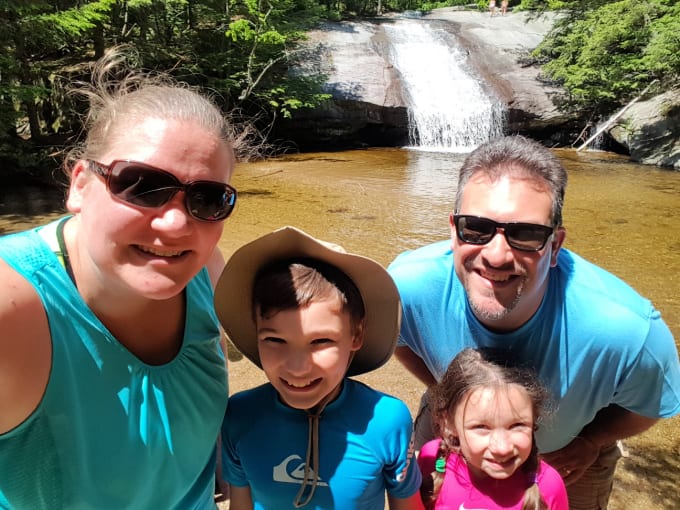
[214,226,401,376]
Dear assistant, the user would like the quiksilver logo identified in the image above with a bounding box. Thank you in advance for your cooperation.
[273,455,329,486]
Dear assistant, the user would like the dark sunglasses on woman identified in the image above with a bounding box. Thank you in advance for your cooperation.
[89,160,237,222]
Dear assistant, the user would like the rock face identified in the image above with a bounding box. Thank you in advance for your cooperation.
[276,21,410,150]
[273,9,676,169]
[609,88,680,170]
[437,10,577,141]
[273,9,579,151]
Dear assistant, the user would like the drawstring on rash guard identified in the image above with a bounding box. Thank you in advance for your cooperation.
[293,403,325,508]
[292,351,357,508]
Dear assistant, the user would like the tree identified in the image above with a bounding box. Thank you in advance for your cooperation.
[0,1,113,177]
[0,1,112,143]
[224,0,329,121]
[524,0,679,115]
[0,0,332,175]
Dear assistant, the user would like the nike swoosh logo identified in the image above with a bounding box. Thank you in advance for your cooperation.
[459,504,488,510]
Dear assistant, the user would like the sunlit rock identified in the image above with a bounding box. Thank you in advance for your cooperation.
[610,88,680,170]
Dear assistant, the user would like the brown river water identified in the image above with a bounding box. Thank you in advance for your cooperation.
[2,147,679,506]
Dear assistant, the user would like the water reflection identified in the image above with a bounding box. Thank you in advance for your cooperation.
[404,150,464,200]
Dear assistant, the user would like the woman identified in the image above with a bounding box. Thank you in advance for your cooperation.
[0,48,237,509]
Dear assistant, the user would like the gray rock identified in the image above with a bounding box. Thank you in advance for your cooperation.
[609,88,680,170]
[274,9,677,169]
[278,21,410,150]
[275,10,577,150]
[424,10,574,136]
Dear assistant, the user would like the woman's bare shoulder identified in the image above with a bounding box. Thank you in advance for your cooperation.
[0,258,52,433]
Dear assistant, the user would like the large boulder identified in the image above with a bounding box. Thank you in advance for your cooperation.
[609,88,680,170]
[273,9,579,150]
[433,10,577,142]
[276,21,409,150]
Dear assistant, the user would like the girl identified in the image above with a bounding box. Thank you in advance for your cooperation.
[418,348,568,510]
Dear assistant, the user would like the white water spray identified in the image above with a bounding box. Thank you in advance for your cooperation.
[383,20,506,152]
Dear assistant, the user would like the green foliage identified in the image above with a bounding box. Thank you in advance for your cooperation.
[39,0,111,36]
[0,0,333,166]
[414,0,468,12]
[3,0,676,170]
[1,0,114,156]
[532,0,678,114]
[221,0,325,122]
[642,2,680,77]
[261,76,332,119]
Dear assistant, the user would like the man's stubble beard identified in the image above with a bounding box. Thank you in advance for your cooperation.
[467,277,524,324]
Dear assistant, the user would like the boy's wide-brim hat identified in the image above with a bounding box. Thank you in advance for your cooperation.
[213,226,401,377]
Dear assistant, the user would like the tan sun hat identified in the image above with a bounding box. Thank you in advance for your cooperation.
[213,226,401,377]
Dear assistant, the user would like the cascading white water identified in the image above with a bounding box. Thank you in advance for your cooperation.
[383,20,506,152]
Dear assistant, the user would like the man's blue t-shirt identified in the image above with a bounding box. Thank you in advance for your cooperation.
[388,241,680,453]
[222,379,421,509]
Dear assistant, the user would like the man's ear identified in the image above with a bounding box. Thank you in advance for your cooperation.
[550,226,567,267]
[449,212,458,250]
[65,160,91,213]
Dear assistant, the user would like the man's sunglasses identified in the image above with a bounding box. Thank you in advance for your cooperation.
[453,214,554,252]
[89,160,237,222]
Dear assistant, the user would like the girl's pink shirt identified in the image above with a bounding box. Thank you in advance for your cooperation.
[418,439,569,509]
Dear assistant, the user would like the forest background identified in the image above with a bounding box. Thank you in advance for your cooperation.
[1,0,679,182]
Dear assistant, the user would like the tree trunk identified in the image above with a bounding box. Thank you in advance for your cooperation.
[93,22,106,59]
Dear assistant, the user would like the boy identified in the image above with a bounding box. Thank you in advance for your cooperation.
[214,226,424,509]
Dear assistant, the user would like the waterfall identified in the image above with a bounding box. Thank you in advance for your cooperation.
[383,19,506,152]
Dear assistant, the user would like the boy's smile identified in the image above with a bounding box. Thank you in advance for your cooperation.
[256,296,363,410]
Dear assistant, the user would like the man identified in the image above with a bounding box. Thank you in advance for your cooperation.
[388,136,680,510]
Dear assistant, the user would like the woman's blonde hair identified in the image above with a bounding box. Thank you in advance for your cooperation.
[64,45,235,175]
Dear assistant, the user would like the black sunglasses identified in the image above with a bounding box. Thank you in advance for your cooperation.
[453,214,554,252]
[89,160,237,222]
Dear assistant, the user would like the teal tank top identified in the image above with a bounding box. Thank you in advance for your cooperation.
[0,218,228,509]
